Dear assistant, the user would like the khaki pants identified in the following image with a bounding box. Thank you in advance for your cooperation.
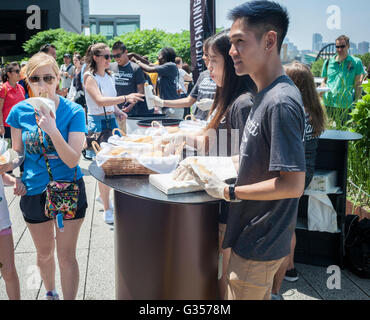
[226,250,285,300]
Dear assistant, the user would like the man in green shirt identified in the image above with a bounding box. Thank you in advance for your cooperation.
[320,35,365,111]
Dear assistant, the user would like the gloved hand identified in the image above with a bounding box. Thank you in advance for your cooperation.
[196,98,214,111]
[187,165,229,200]
[151,96,164,108]
[172,157,197,181]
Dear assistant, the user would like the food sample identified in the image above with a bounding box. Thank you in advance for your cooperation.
[124,136,153,143]
[191,159,214,181]
[109,147,131,156]
[0,155,7,164]
[167,127,180,134]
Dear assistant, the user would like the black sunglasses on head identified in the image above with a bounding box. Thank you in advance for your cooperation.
[28,75,56,84]
[96,54,113,60]
[336,45,347,49]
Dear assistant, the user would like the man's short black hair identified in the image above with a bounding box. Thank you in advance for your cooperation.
[228,1,289,53]
[159,47,177,63]
[39,43,56,53]
[112,41,127,52]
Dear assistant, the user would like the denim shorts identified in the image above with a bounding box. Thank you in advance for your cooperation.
[86,114,118,157]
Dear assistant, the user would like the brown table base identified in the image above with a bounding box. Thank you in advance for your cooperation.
[114,190,220,300]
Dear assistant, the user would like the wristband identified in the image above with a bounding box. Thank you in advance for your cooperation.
[123,96,127,103]
[228,184,236,201]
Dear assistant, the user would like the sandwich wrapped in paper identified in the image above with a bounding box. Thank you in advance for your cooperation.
[150,156,237,195]
[144,83,155,110]
[0,149,19,165]
[25,97,56,118]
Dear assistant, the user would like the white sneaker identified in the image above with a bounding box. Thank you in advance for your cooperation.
[103,208,114,224]
[96,196,114,210]
[45,291,59,300]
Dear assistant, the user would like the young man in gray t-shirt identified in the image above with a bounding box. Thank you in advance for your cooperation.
[183,1,306,300]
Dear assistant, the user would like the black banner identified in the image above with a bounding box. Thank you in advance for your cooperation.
[190,0,215,83]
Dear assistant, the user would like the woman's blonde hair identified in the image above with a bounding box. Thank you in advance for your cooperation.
[25,52,59,79]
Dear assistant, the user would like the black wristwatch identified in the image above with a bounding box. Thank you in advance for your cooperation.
[228,184,236,201]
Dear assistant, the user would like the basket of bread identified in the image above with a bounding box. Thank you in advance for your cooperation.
[93,135,185,176]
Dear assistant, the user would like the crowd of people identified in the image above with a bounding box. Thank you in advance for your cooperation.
[0,0,367,301]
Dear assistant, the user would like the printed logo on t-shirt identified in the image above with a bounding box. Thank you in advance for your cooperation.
[244,118,260,137]
[199,78,217,96]
[25,131,56,155]
[115,71,134,86]
[304,113,314,142]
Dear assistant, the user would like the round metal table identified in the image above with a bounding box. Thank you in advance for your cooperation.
[89,162,220,300]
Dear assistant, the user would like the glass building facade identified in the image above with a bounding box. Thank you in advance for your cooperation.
[89,15,140,39]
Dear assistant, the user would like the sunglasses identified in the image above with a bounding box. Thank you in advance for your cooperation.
[112,53,123,59]
[96,54,113,60]
[10,69,20,74]
[28,75,56,84]
[336,45,347,49]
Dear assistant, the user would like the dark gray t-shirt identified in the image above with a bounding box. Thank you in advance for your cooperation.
[190,70,217,120]
[111,62,146,109]
[209,93,254,157]
[304,112,319,189]
[223,75,306,261]
[155,62,179,101]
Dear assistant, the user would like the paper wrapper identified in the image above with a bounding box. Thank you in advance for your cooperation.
[144,83,155,110]
[25,97,56,118]
[0,149,19,165]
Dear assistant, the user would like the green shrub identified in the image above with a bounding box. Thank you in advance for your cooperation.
[311,59,325,77]
[346,82,370,201]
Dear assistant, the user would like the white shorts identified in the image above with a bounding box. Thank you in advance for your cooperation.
[0,177,11,232]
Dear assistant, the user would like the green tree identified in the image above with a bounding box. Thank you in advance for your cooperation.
[22,28,70,56]
[355,53,370,69]
[311,59,325,77]
[109,29,191,64]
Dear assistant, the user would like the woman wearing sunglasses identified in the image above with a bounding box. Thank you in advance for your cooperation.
[4,52,88,300]
[83,43,144,224]
[0,62,25,139]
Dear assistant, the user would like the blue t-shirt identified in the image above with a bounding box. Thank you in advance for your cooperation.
[7,96,87,196]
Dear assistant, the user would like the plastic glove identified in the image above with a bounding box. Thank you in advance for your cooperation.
[187,163,229,201]
[172,157,197,181]
[196,98,214,111]
[152,96,164,108]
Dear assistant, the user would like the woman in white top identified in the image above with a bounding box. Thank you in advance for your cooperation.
[175,57,193,98]
[83,43,143,224]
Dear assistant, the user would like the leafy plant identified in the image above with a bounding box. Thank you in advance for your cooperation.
[109,29,191,64]
[311,58,325,77]
[346,82,370,198]
[355,53,370,70]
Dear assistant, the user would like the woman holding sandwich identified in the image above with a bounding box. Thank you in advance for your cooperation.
[4,52,88,300]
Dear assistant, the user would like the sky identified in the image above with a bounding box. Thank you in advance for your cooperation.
[90,0,370,51]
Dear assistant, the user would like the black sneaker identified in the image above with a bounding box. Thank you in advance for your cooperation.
[284,268,299,282]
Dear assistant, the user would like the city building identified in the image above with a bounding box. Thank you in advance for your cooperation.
[0,0,87,57]
[358,41,369,55]
[312,33,323,52]
[350,42,358,55]
[89,15,140,39]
